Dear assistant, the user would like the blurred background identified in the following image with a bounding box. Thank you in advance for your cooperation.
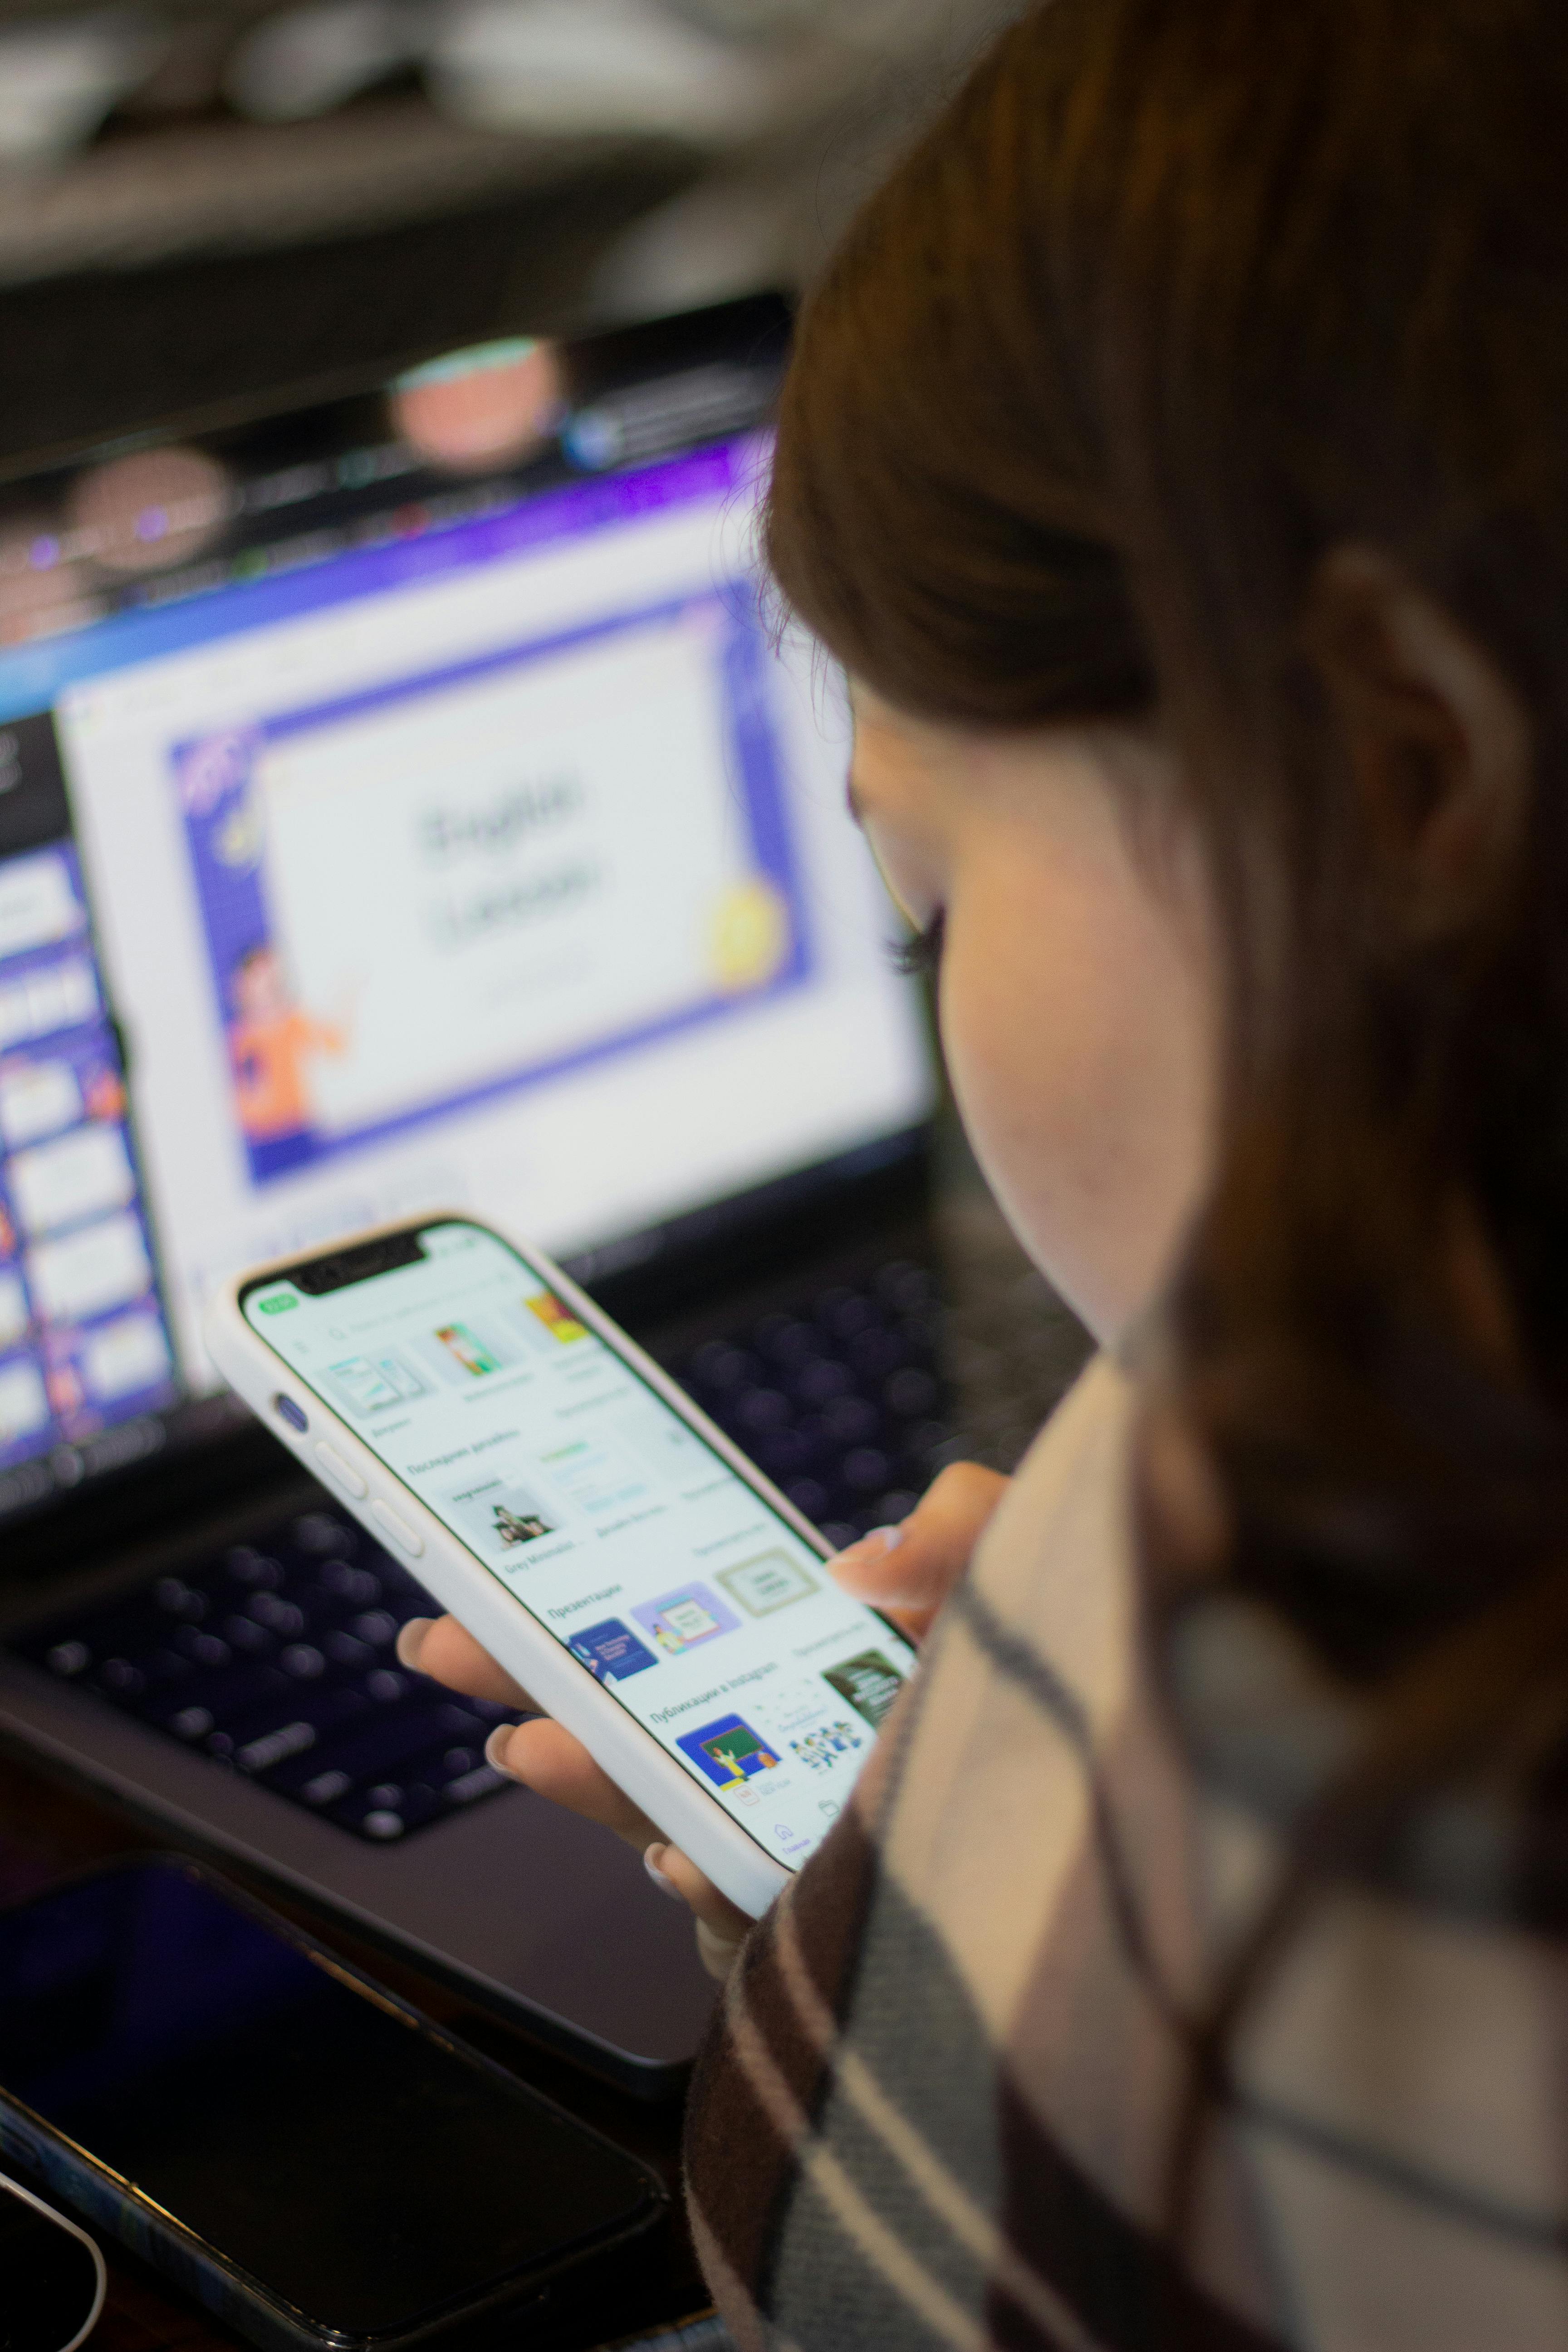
[0,0,1023,465]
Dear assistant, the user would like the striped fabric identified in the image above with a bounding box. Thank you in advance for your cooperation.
[682,1357,1568,2350]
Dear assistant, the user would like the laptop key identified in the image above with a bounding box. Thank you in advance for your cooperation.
[226,1682,371,1764]
[236,1719,323,1774]
[793,1360,851,1406]
[318,1560,381,1605]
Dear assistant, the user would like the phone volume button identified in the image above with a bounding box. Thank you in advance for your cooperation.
[314,1441,368,1500]
[371,1499,425,1559]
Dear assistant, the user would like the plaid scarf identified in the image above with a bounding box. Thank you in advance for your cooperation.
[682,1358,1568,2351]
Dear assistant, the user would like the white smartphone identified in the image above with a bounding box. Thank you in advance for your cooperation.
[204,1215,920,1919]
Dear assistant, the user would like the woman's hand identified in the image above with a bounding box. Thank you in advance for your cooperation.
[396,1460,1010,1969]
[396,1607,755,1960]
[826,1460,1010,1638]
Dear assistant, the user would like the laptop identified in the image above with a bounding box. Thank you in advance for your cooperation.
[0,294,958,2096]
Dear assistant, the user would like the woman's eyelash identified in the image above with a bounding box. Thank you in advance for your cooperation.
[888,908,946,978]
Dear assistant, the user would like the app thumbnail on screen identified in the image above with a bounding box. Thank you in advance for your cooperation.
[568,1617,658,1683]
[632,1580,739,1657]
[677,1712,781,1790]
[525,1289,587,1344]
[446,1476,556,1555]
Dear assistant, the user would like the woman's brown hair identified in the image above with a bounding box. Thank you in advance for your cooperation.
[766,0,1568,2255]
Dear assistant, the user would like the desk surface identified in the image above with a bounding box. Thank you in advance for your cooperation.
[0,1746,713,2352]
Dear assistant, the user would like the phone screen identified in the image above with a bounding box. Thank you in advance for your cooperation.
[243,1221,919,1872]
[0,1861,657,2337]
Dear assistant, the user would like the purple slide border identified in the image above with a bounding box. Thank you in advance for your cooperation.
[176,578,813,1184]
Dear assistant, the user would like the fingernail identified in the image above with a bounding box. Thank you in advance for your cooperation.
[485,1723,519,1777]
[644,1842,684,1901]
[833,1522,905,1565]
[395,1617,432,1669]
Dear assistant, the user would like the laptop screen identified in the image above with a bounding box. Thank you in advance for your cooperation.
[0,298,935,1527]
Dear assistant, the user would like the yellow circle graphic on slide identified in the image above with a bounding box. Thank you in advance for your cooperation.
[710,878,790,992]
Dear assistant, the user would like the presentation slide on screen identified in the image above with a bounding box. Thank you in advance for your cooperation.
[174,590,810,1184]
[49,439,934,1393]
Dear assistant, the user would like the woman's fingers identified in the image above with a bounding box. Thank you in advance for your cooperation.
[398,1619,646,1842]
[489,1724,749,1961]
[485,1714,660,1846]
[492,1722,752,1965]
[647,1840,752,1974]
[828,1460,1011,1637]
[397,1613,537,1710]
[398,1612,754,1965]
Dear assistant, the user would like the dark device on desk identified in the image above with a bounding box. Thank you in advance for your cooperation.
[0,2170,105,2352]
[0,1857,666,2351]
[0,292,957,2091]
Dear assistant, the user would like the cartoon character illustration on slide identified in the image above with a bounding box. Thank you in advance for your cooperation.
[227,946,347,1144]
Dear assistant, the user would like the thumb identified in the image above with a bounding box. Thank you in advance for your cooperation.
[828,1460,1011,1639]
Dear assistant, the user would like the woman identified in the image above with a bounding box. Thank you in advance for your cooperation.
[399,1,1568,2340]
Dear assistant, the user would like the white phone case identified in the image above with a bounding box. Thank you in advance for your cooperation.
[203,1213,855,1920]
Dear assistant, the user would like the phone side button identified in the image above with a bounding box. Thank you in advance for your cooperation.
[314,1442,368,1500]
[371,1499,425,1559]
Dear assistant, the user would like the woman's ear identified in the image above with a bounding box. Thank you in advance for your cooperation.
[1306,546,1532,940]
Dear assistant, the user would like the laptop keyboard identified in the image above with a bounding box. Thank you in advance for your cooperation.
[14,1507,527,1845]
[658,1257,950,1553]
[14,1237,1085,1845]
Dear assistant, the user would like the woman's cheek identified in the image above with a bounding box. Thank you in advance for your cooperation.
[934,892,1163,1342]
[937,918,1084,1271]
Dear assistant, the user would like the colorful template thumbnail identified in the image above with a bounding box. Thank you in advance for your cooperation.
[677,1713,780,1789]
[714,1548,817,1617]
[327,1351,427,1416]
[446,1477,556,1555]
[822,1650,906,1730]
[524,1289,588,1344]
[632,1580,739,1656]
[567,1618,657,1682]
[436,1322,503,1378]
